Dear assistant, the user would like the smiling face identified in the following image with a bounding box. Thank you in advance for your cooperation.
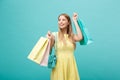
[58,15,69,29]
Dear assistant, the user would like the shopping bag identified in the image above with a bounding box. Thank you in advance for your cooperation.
[48,48,57,69]
[76,18,93,45]
[27,37,49,64]
[40,39,51,66]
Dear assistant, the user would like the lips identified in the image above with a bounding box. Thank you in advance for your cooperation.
[59,24,64,26]
[60,25,64,26]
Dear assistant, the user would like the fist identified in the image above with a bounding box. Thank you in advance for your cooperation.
[46,31,52,40]
[73,12,78,21]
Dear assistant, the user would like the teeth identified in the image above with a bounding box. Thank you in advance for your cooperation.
[61,24,64,26]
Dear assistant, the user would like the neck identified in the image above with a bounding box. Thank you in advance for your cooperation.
[60,28,67,34]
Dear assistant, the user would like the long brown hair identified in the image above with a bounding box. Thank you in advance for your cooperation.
[58,13,76,49]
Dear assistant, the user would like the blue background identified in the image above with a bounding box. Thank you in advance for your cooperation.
[0,0,120,80]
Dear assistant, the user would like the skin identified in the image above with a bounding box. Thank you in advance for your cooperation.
[58,15,69,31]
[46,12,83,49]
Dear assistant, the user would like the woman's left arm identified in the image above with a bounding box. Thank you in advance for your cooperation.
[73,13,83,42]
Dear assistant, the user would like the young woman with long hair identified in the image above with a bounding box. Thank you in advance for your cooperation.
[46,12,83,80]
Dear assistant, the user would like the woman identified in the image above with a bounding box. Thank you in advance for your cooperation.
[46,12,83,80]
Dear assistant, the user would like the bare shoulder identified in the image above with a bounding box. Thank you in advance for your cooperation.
[52,32,58,37]
[52,32,56,36]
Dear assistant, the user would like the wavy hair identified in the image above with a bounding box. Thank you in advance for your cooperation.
[58,13,76,49]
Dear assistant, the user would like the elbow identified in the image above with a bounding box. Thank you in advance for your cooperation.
[76,35,83,42]
[74,34,83,42]
[79,36,83,41]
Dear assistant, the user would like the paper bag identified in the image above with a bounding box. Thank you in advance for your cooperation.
[77,18,93,45]
[27,37,49,64]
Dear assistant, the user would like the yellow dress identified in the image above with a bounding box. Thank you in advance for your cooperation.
[51,33,80,80]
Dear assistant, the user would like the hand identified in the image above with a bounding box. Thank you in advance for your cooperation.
[46,31,52,40]
[72,12,78,22]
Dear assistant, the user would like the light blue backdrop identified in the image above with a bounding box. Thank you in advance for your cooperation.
[0,0,120,80]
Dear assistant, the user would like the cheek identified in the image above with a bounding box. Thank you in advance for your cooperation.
[64,22,69,26]
[58,23,61,26]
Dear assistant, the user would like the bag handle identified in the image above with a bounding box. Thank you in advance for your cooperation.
[54,32,57,51]
[49,32,57,55]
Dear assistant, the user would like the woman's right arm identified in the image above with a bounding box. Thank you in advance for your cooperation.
[46,31,55,50]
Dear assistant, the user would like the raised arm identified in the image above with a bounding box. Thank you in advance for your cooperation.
[72,13,83,42]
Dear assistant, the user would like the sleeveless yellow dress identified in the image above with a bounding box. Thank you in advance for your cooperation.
[51,33,80,80]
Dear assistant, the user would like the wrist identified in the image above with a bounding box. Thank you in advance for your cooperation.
[73,19,78,23]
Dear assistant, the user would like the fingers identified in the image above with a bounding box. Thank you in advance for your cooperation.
[72,12,78,22]
[47,31,51,36]
[46,31,52,40]
[73,12,78,17]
